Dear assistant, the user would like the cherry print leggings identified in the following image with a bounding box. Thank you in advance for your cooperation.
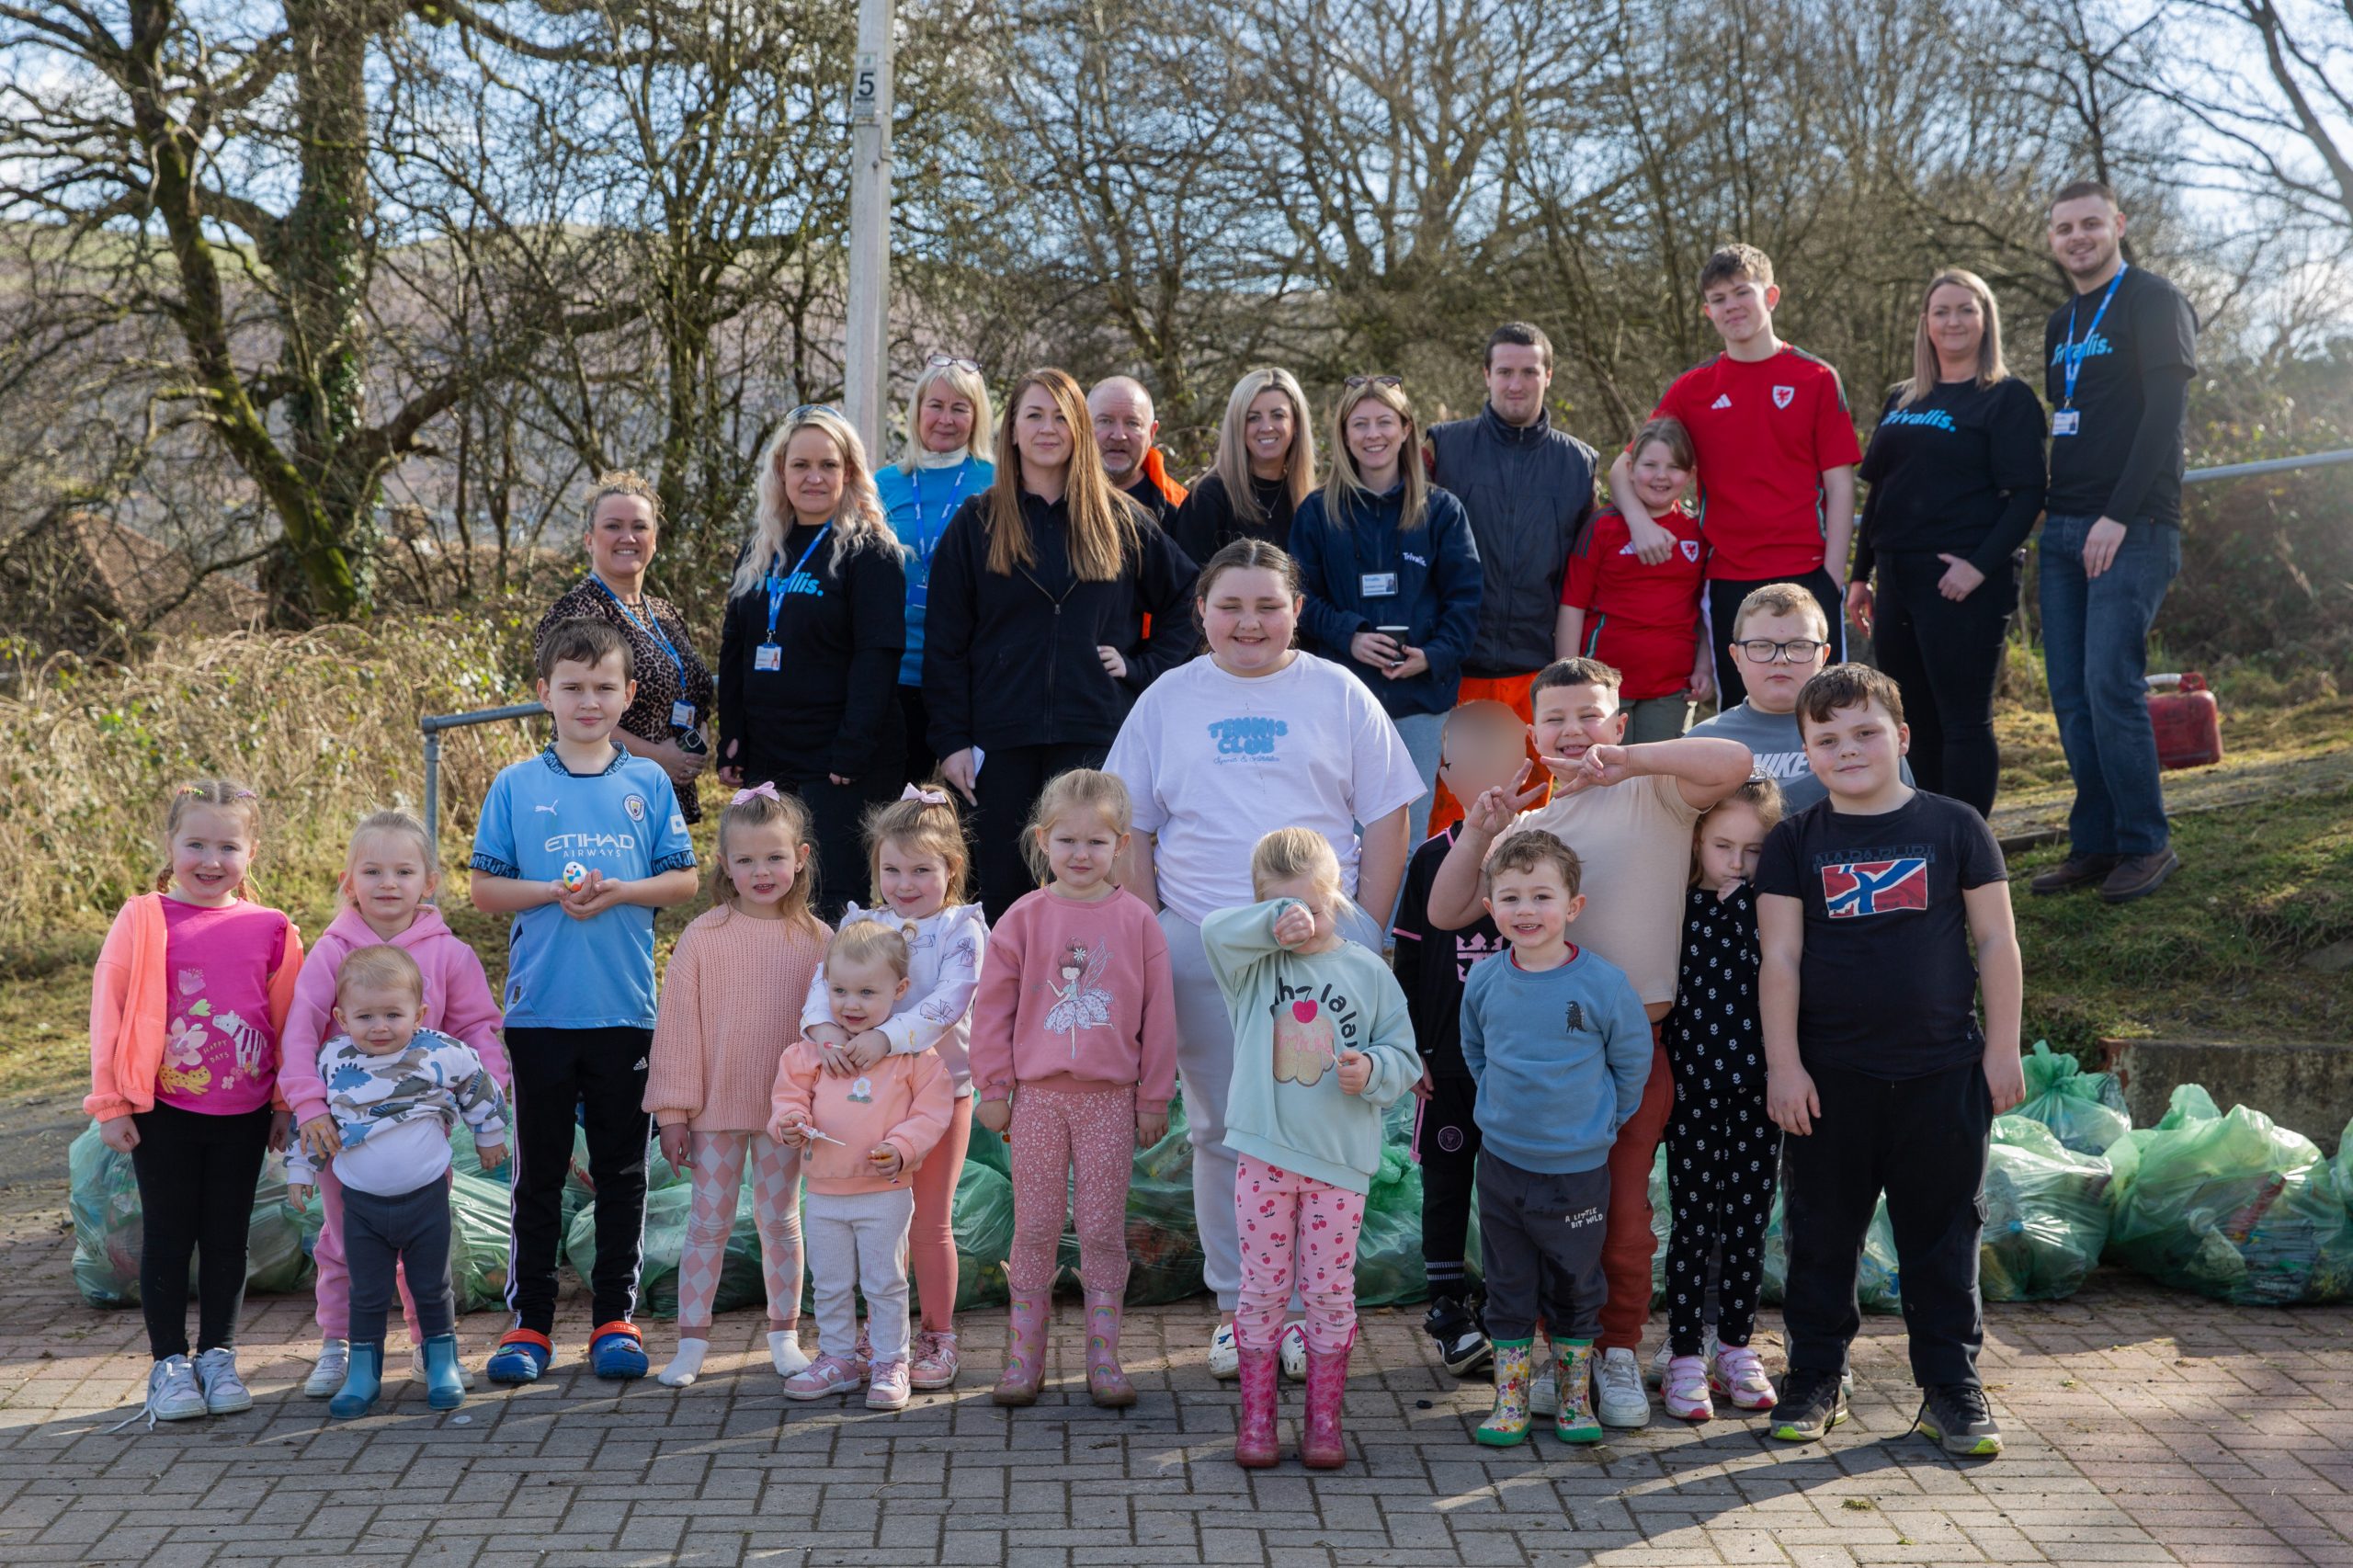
[1006,1085,1136,1297]
[676,1131,803,1334]
[1233,1153,1365,1356]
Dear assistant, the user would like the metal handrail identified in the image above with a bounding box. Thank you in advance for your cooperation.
[421,701,546,857]
[2185,448,2353,484]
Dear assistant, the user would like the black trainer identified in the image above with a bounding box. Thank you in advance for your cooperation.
[1423,1292,1493,1376]
[1916,1382,2003,1457]
[1768,1368,1849,1442]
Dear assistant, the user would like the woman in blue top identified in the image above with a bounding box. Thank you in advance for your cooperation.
[875,355,995,787]
[1290,375,1482,846]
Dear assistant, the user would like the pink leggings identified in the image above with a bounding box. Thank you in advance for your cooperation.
[313,1163,440,1340]
[1233,1154,1364,1356]
[913,1094,973,1332]
[676,1131,803,1333]
[1006,1085,1135,1297]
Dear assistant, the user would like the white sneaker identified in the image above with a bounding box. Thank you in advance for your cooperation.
[412,1346,476,1390]
[303,1339,350,1397]
[145,1355,210,1424]
[1529,1359,1560,1417]
[1649,1329,1717,1389]
[1278,1322,1308,1382]
[1207,1322,1240,1380]
[192,1346,252,1415]
[1595,1346,1650,1428]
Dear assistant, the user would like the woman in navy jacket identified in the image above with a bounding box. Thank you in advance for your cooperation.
[1290,375,1482,846]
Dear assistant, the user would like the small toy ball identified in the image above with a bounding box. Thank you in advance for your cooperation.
[562,861,588,892]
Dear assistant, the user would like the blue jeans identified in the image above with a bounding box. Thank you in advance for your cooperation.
[2037,514,2179,856]
[1392,709,1446,848]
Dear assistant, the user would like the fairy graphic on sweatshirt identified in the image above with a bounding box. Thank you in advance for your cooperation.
[1043,940,1113,1058]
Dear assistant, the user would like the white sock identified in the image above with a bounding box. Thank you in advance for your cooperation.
[770,1327,812,1376]
[658,1338,709,1388]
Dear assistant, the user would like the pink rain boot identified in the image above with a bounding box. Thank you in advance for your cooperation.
[1085,1289,1136,1408]
[991,1291,1051,1407]
[1233,1346,1280,1468]
[1301,1345,1350,1470]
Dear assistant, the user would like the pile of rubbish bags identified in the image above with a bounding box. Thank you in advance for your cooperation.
[64,1042,2353,1313]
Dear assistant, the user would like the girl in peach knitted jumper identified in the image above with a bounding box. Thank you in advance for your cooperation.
[643,785,831,1387]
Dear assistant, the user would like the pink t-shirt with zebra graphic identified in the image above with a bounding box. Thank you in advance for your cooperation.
[155,898,291,1114]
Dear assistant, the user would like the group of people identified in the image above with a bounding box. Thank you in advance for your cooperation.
[85,178,2193,1467]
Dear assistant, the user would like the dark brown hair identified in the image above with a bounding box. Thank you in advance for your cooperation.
[1795,664,1906,734]
[1483,828,1584,899]
[2051,178,2120,213]
[1629,415,1696,473]
[1699,243,1776,294]
[537,616,634,683]
[1689,777,1786,886]
[1483,321,1553,371]
[1531,655,1624,699]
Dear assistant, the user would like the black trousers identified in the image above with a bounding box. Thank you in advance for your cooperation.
[129,1101,273,1360]
[772,770,902,924]
[1476,1151,1610,1344]
[1705,567,1847,710]
[897,684,938,793]
[346,1177,458,1346]
[505,1026,652,1335]
[972,741,1108,922]
[1418,1071,1483,1281]
[1782,1058,1992,1388]
[1870,550,2018,817]
[1664,1072,1778,1355]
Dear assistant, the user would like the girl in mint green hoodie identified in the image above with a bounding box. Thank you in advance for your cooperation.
[1200,828,1418,1471]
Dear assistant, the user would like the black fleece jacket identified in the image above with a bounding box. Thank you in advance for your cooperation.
[718,523,907,784]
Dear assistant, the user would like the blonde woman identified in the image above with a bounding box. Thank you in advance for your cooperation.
[718,404,907,919]
[1174,368,1316,563]
[1848,267,2046,816]
[923,368,1196,918]
[1290,375,1482,845]
[535,472,718,820]
[880,355,995,783]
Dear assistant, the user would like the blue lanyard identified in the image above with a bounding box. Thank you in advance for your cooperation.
[589,575,683,680]
[2059,263,2127,410]
[907,463,969,571]
[764,526,831,641]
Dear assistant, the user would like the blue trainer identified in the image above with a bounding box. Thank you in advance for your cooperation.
[485,1328,552,1385]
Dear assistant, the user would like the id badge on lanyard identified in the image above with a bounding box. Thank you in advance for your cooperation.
[758,526,830,674]
[2054,263,2126,438]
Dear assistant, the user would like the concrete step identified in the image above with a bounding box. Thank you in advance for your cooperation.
[2100,1037,2353,1155]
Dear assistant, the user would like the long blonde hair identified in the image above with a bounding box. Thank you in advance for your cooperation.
[1894,268,2010,409]
[896,359,994,473]
[735,406,898,596]
[1323,377,1430,531]
[986,368,1142,581]
[1212,369,1315,532]
[154,778,263,898]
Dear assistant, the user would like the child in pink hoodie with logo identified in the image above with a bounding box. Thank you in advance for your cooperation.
[968,769,1178,1409]
[280,811,510,1398]
[769,917,953,1413]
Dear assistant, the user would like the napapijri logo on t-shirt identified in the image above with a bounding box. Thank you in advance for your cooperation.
[1819,854,1931,918]
[1772,385,1796,409]
[1710,393,1733,410]
[1207,716,1286,757]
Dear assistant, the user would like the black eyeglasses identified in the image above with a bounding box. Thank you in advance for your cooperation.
[1739,638,1826,665]
[1345,374,1404,391]
[926,354,982,374]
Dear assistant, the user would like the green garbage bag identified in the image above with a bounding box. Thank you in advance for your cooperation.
[1353,1100,1429,1309]
[2313,1117,2353,1303]
[449,1169,517,1312]
[1750,1186,1900,1315]
[1982,1115,2111,1301]
[2106,1085,2345,1305]
[1052,1089,1206,1304]
[2015,1041,2131,1155]
[565,1175,769,1320]
[946,1158,1017,1312]
[69,1123,313,1307]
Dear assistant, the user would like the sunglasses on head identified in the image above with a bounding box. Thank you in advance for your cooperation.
[1345,374,1404,391]
[926,354,982,374]
[785,403,840,422]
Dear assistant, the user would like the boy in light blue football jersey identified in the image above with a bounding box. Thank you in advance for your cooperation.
[470,617,699,1382]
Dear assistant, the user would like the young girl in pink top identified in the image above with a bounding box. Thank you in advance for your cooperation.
[970,769,1178,1408]
[771,918,954,1412]
[644,785,831,1387]
[88,779,305,1426]
[280,810,509,1398]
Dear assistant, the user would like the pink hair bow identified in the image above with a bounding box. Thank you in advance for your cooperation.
[901,785,949,805]
[733,781,782,805]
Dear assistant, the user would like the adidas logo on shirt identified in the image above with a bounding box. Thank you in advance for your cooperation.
[1710,394,1733,410]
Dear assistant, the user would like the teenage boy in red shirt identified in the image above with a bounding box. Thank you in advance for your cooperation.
[1609,245,1862,710]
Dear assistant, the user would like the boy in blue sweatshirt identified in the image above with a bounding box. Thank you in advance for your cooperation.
[1460,829,1652,1446]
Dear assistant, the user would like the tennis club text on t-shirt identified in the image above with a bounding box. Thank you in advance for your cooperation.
[1208,716,1287,758]
[1812,842,1935,919]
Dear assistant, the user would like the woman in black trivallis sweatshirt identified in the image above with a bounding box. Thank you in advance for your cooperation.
[718,406,907,919]
[1171,367,1319,565]
[923,367,1195,919]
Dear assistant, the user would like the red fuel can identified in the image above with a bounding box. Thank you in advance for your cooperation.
[2147,671,2223,770]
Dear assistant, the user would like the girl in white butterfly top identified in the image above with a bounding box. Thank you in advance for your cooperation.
[799,785,987,1389]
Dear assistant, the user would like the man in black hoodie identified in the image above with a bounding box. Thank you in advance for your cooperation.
[1425,323,1601,833]
[1089,376,1191,528]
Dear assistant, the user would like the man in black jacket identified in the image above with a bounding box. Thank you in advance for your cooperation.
[1089,376,1190,528]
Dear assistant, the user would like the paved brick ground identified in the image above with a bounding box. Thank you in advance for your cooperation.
[0,1210,2347,1567]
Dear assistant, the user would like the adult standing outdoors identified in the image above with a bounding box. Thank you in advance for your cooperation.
[1290,375,1482,847]
[1425,323,1600,835]
[1106,540,1424,1377]
[716,407,906,920]
[1845,269,2046,818]
[536,472,716,824]
[1173,368,1317,563]
[2030,180,2197,904]
[1089,376,1190,528]
[876,355,995,789]
[925,368,1196,920]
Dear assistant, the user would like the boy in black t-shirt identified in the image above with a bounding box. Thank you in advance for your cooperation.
[1753,665,2024,1457]
[1392,701,1519,1376]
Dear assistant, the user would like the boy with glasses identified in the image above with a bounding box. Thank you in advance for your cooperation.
[1688,584,1911,812]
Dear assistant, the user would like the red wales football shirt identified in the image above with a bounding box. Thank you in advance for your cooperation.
[1652,346,1864,581]
[1558,507,1709,699]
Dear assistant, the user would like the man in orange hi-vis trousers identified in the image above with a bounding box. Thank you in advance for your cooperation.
[1424,322,1602,836]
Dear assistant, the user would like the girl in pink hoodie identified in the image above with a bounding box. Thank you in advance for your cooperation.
[969,769,1178,1409]
[279,811,510,1398]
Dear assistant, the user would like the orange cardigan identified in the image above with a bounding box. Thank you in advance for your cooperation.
[85,892,305,1122]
